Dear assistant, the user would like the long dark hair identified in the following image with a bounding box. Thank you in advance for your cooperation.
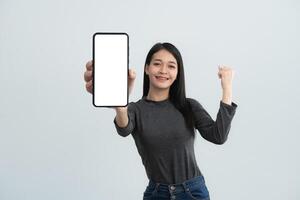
[142,42,196,136]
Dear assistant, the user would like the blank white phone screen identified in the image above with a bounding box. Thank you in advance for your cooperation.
[93,33,128,107]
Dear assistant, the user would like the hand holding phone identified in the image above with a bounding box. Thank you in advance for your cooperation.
[84,61,136,109]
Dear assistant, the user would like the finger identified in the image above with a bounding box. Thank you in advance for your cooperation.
[86,60,93,71]
[221,65,231,70]
[84,70,93,82]
[218,71,222,78]
[129,69,136,79]
[85,80,93,93]
[86,86,93,94]
[218,65,226,74]
[129,68,135,74]
[86,79,92,87]
[218,65,223,77]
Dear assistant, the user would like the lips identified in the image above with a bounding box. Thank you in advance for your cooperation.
[155,76,169,80]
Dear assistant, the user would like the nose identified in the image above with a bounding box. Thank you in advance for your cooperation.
[159,65,168,74]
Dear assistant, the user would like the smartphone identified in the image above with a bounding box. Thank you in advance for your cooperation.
[93,32,129,107]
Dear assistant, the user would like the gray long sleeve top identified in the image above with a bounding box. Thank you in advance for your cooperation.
[113,96,237,184]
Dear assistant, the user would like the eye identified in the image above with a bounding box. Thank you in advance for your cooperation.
[169,65,176,68]
[153,63,160,66]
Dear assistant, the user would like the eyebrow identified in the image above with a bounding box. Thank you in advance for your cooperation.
[153,59,177,65]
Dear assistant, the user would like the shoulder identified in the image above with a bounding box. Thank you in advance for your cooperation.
[186,97,201,106]
[186,97,197,104]
[186,97,204,110]
[126,101,137,113]
[127,98,143,112]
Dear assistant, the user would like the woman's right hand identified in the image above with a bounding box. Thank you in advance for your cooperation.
[84,60,136,110]
[84,60,94,94]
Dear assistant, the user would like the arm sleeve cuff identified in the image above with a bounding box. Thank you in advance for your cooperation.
[220,101,237,116]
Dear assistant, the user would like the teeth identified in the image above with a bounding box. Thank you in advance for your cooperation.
[156,76,168,80]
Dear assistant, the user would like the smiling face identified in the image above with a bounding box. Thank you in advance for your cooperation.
[145,49,178,90]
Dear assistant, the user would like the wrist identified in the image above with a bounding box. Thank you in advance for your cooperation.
[222,86,232,92]
[115,107,128,113]
[222,88,232,105]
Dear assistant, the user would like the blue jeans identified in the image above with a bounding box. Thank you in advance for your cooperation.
[143,175,210,200]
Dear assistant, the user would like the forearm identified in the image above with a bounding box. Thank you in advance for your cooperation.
[115,107,129,128]
[221,87,232,105]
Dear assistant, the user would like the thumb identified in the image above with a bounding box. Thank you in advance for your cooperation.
[129,68,136,79]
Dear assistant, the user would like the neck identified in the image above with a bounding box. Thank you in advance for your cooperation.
[146,87,169,101]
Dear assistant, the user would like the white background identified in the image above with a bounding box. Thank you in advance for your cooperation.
[0,0,299,199]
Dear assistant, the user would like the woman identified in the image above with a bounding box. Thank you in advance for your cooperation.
[84,42,237,200]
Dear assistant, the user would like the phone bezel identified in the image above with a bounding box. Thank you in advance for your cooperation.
[92,32,129,108]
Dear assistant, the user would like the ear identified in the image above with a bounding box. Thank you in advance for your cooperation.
[145,64,149,75]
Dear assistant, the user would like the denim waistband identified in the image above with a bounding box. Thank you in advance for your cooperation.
[148,175,205,194]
